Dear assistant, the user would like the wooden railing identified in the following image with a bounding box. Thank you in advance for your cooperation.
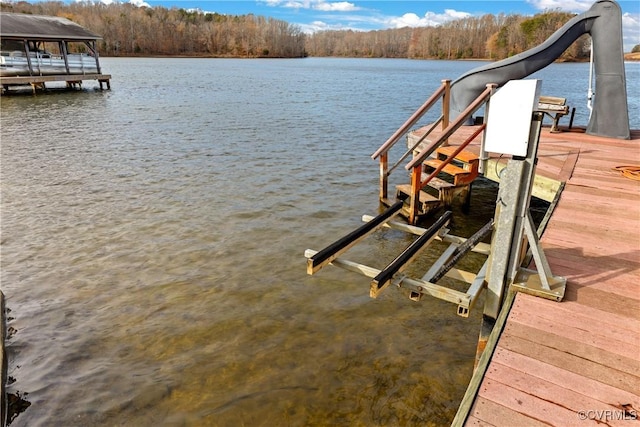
[371,79,450,202]
[372,81,497,224]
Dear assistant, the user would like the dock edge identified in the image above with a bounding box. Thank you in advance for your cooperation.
[451,290,517,426]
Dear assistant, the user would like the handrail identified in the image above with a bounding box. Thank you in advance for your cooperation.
[387,114,443,177]
[372,79,496,225]
[371,81,448,160]
[406,84,495,170]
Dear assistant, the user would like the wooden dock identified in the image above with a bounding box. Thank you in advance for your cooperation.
[1,74,111,94]
[444,124,640,425]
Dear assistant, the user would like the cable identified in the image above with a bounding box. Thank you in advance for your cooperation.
[612,165,640,181]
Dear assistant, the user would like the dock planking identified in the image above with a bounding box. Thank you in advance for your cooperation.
[436,124,640,426]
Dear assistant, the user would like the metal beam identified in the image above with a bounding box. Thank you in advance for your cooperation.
[306,201,403,275]
[371,211,452,297]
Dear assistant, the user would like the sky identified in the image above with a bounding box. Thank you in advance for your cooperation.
[24,0,640,51]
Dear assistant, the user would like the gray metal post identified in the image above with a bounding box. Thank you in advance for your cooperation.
[483,113,543,319]
[475,112,544,365]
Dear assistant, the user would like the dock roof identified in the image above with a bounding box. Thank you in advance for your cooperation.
[0,12,102,41]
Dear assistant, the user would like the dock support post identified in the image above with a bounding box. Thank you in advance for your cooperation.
[441,79,451,146]
[379,152,388,201]
[408,166,421,225]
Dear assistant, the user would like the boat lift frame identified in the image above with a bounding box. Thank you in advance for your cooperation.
[305,79,566,331]
[305,209,491,318]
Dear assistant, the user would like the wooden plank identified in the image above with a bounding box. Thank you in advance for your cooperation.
[500,324,640,394]
[538,103,569,113]
[539,96,566,105]
[425,176,455,190]
[542,242,640,273]
[424,159,470,176]
[465,414,496,426]
[492,348,640,409]
[561,285,640,320]
[543,218,640,244]
[396,184,440,204]
[554,185,640,205]
[515,295,640,336]
[567,175,640,194]
[551,203,640,226]
[0,74,111,84]
[437,146,479,163]
[484,362,633,427]
[475,378,585,426]
[505,320,640,378]
[537,258,640,298]
[557,149,580,182]
[508,299,640,360]
[542,228,639,260]
[469,397,548,427]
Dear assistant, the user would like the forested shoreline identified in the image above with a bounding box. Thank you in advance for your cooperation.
[0,1,599,60]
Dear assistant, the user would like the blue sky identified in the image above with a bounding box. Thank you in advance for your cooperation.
[121,0,640,50]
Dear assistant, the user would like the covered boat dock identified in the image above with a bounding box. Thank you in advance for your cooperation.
[0,12,111,94]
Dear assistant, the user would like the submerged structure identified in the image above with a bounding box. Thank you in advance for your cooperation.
[0,12,110,93]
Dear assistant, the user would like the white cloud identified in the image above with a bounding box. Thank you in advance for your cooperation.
[386,9,471,29]
[622,12,640,51]
[526,0,593,12]
[262,0,359,12]
[129,0,150,7]
[299,20,339,33]
[314,1,358,12]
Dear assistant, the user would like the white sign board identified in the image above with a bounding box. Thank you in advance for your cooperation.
[484,79,541,156]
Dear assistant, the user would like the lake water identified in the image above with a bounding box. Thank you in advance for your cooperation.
[1,58,638,426]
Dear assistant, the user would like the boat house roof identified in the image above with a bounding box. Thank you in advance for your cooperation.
[0,12,102,41]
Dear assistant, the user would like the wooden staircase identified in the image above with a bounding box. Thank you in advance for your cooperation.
[396,146,479,218]
[372,80,494,225]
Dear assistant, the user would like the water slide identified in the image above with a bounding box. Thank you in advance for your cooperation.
[449,0,630,140]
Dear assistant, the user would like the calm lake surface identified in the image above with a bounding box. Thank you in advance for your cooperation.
[1,58,639,426]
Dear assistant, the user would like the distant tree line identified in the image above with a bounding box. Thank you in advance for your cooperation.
[307,12,589,60]
[1,1,590,60]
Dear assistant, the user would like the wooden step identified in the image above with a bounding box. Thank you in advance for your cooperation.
[436,146,479,164]
[424,159,470,177]
[425,176,455,191]
[424,158,478,186]
[396,184,441,215]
